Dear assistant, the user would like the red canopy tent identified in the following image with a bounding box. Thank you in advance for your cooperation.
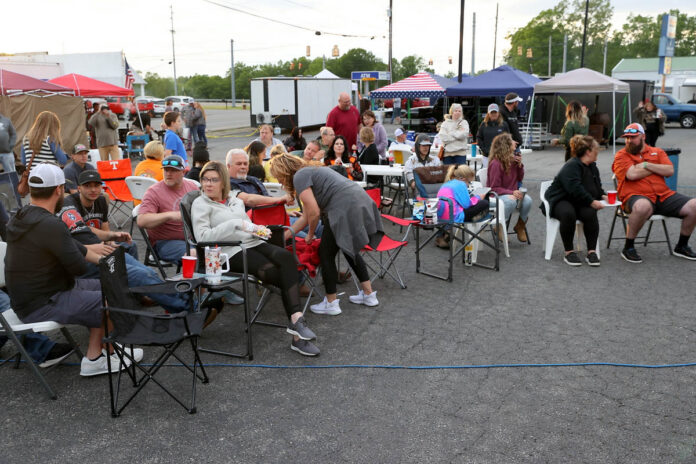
[48,73,134,96]
[0,68,74,95]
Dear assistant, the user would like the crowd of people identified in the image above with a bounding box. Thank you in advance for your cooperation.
[0,89,695,379]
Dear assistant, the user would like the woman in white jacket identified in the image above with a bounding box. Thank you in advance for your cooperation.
[437,103,470,165]
[190,161,320,357]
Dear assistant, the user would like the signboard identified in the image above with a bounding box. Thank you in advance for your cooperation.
[351,71,391,81]
[658,14,677,74]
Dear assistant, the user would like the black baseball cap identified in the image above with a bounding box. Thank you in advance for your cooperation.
[78,170,102,185]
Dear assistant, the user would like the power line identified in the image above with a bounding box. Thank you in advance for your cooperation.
[201,0,382,39]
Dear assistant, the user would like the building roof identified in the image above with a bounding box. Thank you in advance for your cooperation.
[613,57,696,73]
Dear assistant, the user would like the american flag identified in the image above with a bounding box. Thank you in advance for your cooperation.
[125,59,135,89]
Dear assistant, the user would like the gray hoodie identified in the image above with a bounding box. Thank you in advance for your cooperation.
[0,114,17,154]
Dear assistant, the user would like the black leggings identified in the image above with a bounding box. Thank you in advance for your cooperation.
[551,199,599,252]
[319,221,370,295]
[227,242,300,319]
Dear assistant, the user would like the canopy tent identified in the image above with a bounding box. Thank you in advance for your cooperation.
[370,72,456,99]
[0,68,73,96]
[48,73,134,97]
[450,72,471,82]
[314,69,340,79]
[530,68,631,154]
[445,65,541,99]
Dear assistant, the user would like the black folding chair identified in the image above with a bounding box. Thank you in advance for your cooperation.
[132,204,181,279]
[99,247,208,416]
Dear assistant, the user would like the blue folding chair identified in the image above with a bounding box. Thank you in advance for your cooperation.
[125,135,150,159]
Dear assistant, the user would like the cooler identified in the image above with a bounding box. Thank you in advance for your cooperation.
[663,148,681,191]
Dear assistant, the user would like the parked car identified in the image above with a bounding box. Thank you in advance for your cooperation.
[151,99,166,116]
[105,96,135,119]
[652,93,696,128]
[164,95,195,111]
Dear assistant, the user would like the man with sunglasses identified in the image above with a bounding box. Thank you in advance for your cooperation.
[612,123,696,263]
[137,155,199,264]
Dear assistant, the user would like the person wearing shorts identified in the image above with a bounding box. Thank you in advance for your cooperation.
[5,163,142,377]
[612,123,696,263]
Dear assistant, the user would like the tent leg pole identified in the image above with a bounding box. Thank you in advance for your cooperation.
[612,90,616,156]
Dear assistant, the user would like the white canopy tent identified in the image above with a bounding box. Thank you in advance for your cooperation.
[531,68,631,154]
[314,69,340,79]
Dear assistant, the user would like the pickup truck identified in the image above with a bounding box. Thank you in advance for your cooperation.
[652,93,696,128]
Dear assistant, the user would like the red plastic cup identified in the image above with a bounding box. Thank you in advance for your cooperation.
[607,190,617,205]
[181,256,197,279]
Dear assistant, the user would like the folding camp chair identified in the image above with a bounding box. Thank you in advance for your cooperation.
[97,159,135,230]
[0,171,22,212]
[362,188,419,289]
[125,135,150,160]
[132,204,180,279]
[99,247,208,416]
[0,241,82,399]
[248,203,323,313]
[125,176,157,233]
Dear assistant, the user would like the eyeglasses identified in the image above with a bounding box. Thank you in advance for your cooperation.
[162,159,182,167]
[201,177,221,184]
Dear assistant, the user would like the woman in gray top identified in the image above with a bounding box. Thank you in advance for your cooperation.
[270,154,383,316]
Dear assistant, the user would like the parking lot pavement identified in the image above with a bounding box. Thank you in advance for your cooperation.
[2,126,696,462]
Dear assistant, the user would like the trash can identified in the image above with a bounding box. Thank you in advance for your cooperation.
[662,148,681,191]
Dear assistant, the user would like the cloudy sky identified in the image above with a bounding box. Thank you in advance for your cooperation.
[3,0,694,77]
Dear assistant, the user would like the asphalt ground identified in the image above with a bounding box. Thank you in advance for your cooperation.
[2,124,696,463]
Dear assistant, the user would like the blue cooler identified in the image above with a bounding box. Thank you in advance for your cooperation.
[406,130,416,142]
[663,148,681,191]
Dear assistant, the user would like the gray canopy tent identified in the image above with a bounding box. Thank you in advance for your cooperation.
[531,68,631,154]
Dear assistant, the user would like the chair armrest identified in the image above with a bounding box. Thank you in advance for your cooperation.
[381,214,419,227]
[105,306,187,320]
[130,278,205,295]
[195,240,242,248]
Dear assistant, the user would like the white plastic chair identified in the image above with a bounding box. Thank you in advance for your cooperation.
[125,176,157,201]
[0,241,82,399]
[476,168,510,258]
[540,180,600,260]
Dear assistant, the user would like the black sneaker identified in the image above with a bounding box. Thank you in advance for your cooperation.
[291,339,320,356]
[563,251,582,266]
[286,316,317,340]
[38,343,74,368]
[674,245,696,260]
[585,252,601,267]
[621,247,642,263]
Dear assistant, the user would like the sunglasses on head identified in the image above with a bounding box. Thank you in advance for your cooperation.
[624,128,641,134]
[162,159,182,167]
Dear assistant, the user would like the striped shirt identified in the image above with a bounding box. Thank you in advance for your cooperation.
[22,136,67,166]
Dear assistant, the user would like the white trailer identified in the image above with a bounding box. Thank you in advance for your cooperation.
[249,77,352,130]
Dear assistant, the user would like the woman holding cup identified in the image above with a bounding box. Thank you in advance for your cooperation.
[190,161,320,356]
[543,135,607,267]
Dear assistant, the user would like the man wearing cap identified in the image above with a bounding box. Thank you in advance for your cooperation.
[4,162,142,376]
[63,144,96,194]
[612,123,696,263]
[500,92,524,147]
[476,103,510,163]
[137,155,199,264]
[88,104,120,161]
[326,92,361,150]
[62,170,138,259]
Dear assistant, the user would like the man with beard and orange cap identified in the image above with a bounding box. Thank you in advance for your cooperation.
[612,123,696,263]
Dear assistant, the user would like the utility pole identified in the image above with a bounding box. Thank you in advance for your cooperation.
[580,0,589,68]
[548,36,552,77]
[562,34,567,72]
[471,12,476,75]
[492,3,499,69]
[457,0,465,82]
[230,39,236,106]
[388,0,393,84]
[170,5,178,95]
[602,36,608,74]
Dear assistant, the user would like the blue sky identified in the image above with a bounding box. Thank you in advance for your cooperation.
[3,0,694,77]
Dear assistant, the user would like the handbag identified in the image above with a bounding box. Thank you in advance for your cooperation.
[437,145,445,160]
[17,151,36,197]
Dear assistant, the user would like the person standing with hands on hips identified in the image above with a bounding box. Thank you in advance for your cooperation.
[88,104,120,161]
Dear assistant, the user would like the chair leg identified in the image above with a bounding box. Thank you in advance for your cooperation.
[661,220,673,254]
[606,211,620,249]
[0,323,58,399]
[644,221,654,247]
[544,219,560,260]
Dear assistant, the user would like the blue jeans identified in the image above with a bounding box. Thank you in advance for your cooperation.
[154,239,187,265]
[0,290,55,363]
[500,194,533,222]
[80,253,190,313]
[289,216,324,239]
[197,124,207,146]
[0,153,15,173]
[118,241,139,260]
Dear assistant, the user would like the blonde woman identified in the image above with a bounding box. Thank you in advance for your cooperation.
[21,111,68,167]
[269,154,383,315]
[487,132,532,242]
[134,140,165,181]
[264,143,286,183]
[437,103,469,165]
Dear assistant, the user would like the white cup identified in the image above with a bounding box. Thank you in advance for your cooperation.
[204,246,230,284]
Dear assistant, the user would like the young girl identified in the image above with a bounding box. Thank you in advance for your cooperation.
[435,165,490,248]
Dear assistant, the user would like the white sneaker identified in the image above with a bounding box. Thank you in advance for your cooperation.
[80,354,129,377]
[309,297,342,316]
[109,344,144,362]
[349,290,379,307]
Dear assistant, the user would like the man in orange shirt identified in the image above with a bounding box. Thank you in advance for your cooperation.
[612,123,696,263]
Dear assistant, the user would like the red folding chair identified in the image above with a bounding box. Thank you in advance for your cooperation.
[97,159,135,230]
[362,188,419,289]
[248,203,323,314]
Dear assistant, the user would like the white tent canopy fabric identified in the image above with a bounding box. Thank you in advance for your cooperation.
[530,68,631,154]
[534,68,630,94]
[314,69,340,79]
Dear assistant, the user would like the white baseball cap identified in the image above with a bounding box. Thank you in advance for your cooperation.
[28,162,65,188]
[394,128,405,137]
